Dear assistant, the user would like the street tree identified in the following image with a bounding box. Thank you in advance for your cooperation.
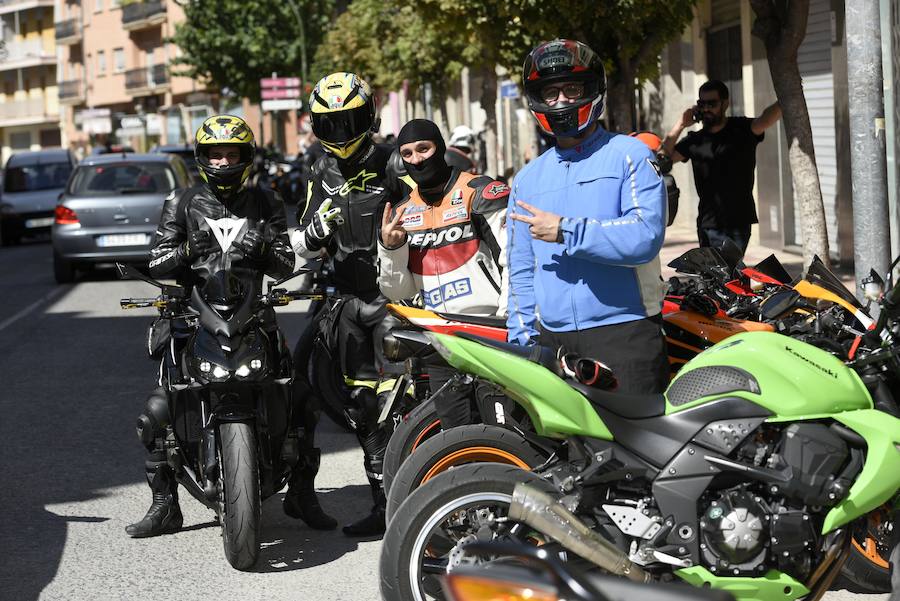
[750,0,830,267]
[170,0,333,103]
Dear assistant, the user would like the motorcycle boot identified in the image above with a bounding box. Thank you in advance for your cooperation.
[343,387,388,537]
[283,448,337,530]
[125,459,183,538]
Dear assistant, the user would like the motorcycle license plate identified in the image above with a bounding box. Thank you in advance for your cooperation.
[378,375,409,425]
[97,233,150,247]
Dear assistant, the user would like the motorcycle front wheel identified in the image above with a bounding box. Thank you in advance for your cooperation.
[219,421,261,570]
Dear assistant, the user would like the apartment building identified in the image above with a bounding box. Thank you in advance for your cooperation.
[0,0,61,164]
[55,0,217,155]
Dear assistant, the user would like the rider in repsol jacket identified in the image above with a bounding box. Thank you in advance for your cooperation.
[378,118,509,430]
[291,72,410,537]
[126,115,336,538]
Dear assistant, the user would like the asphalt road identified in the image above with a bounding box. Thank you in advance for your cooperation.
[0,239,891,601]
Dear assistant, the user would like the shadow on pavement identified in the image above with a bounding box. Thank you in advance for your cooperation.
[252,484,374,573]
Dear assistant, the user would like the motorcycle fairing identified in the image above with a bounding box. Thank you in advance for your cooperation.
[822,409,900,532]
[674,567,809,601]
[664,332,872,417]
[425,332,614,440]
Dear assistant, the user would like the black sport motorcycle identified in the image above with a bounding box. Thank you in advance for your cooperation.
[119,262,319,569]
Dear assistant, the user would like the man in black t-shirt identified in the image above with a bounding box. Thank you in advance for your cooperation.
[663,80,781,254]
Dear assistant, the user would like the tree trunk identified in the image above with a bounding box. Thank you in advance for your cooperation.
[769,58,829,268]
[481,67,499,179]
[751,0,830,268]
[605,70,636,134]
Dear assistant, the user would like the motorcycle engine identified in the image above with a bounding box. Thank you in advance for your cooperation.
[699,490,769,574]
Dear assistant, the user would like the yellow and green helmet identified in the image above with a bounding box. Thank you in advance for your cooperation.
[194,114,255,196]
[309,72,377,160]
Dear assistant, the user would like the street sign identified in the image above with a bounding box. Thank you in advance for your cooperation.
[500,80,519,99]
[261,87,302,100]
[261,98,303,112]
[261,77,301,89]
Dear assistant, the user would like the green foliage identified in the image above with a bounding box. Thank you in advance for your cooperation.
[311,0,467,97]
[170,0,333,103]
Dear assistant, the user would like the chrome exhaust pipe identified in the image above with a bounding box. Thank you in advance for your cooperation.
[508,483,653,583]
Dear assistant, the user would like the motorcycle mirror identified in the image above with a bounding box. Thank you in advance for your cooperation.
[115,263,186,298]
[760,289,802,321]
[862,269,885,302]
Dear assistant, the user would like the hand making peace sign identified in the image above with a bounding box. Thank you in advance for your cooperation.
[381,202,408,250]
[508,200,563,243]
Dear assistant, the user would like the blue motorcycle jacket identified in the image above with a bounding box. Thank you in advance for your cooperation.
[506,126,666,345]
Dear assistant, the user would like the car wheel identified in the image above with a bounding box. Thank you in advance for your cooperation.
[53,252,76,283]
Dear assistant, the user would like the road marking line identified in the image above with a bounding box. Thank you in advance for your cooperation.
[0,286,67,334]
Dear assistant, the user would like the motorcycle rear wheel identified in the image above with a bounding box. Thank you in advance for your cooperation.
[219,422,261,570]
[385,424,546,522]
[383,399,442,495]
[311,343,353,432]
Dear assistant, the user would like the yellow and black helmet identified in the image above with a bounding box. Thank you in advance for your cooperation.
[309,72,377,160]
[194,114,255,196]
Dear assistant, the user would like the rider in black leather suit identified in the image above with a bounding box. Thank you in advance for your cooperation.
[292,72,410,537]
[126,115,337,538]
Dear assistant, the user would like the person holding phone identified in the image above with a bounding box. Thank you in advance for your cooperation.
[662,80,781,255]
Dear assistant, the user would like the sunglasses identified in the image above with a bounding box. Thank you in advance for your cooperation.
[696,99,721,109]
[541,82,585,103]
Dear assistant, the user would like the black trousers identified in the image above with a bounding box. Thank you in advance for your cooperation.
[539,314,669,395]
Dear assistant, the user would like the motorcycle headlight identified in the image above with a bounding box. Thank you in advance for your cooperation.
[193,358,231,382]
[235,357,266,379]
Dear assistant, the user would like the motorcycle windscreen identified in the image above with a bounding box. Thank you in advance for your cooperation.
[667,247,730,277]
[804,255,862,309]
[750,254,793,285]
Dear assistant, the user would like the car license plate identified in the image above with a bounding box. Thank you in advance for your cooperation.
[24,217,54,228]
[97,233,150,247]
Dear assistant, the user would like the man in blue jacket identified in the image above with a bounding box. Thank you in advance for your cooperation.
[507,39,669,394]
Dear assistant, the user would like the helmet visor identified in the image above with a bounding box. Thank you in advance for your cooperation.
[311,104,374,145]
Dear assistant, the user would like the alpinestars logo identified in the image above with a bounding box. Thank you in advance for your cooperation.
[322,170,384,196]
[204,216,247,252]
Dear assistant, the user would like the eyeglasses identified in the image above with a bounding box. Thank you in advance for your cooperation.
[696,99,721,109]
[541,82,585,104]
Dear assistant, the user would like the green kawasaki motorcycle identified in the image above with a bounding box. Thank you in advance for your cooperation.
[379,291,900,601]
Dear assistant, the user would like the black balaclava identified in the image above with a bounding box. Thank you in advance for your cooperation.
[397,119,451,196]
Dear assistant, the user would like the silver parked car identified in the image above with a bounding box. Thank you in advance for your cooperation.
[0,149,77,245]
[51,153,193,283]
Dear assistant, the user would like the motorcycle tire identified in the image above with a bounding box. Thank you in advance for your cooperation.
[311,343,353,433]
[841,510,893,593]
[219,422,261,570]
[385,424,546,522]
[383,399,442,496]
[380,463,556,601]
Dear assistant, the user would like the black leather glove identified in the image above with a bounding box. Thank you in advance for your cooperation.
[179,230,212,263]
[237,227,268,261]
[680,291,719,317]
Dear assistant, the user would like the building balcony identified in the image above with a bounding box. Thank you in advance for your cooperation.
[124,64,169,96]
[0,38,55,72]
[121,0,166,31]
[0,0,54,17]
[58,79,84,104]
[55,18,82,45]
[0,96,56,126]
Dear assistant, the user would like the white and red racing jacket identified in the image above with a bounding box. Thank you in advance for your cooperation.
[378,171,509,316]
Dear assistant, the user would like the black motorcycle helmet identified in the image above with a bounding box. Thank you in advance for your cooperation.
[522,39,607,138]
[194,115,256,198]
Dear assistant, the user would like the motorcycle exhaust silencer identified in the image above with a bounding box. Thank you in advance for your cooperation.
[508,483,652,583]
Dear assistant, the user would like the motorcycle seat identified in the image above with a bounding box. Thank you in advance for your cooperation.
[456,333,561,375]
[435,311,506,329]
[569,382,666,419]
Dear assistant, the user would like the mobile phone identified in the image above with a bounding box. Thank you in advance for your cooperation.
[691,107,701,122]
